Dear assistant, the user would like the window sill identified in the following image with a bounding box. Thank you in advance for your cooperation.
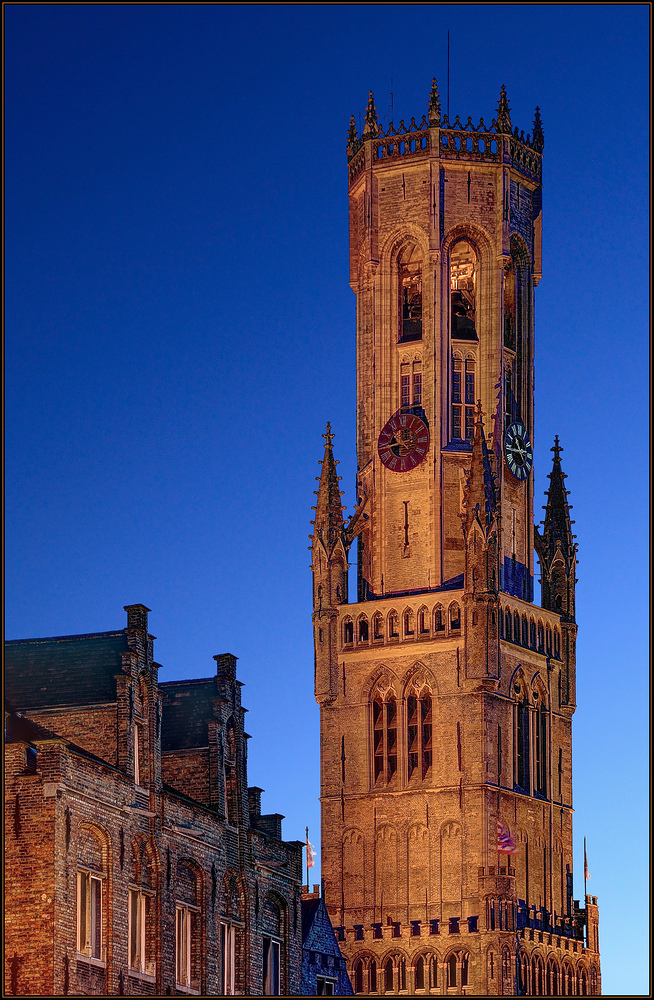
[175,984,201,996]
[129,968,156,983]
[76,953,106,969]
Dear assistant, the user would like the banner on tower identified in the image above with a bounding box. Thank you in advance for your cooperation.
[497,822,518,854]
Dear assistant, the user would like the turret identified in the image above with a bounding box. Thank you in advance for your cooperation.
[535,437,577,619]
[461,404,501,681]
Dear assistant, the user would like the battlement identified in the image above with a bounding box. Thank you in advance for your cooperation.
[347,82,543,186]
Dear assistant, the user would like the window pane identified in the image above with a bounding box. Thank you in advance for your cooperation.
[91,877,102,959]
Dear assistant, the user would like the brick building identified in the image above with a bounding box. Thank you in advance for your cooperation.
[301,888,353,996]
[310,83,601,994]
[4,604,305,996]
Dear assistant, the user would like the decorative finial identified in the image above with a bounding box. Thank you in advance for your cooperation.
[532,106,544,152]
[323,422,335,447]
[363,90,379,138]
[551,435,562,460]
[346,115,358,155]
[497,84,512,134]
[428,78,441,125]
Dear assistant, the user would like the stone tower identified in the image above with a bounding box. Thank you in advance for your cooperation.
[310,83,601,995]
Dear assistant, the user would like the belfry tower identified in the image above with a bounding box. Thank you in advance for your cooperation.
[310,84,601,995]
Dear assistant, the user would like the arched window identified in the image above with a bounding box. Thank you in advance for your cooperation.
[447,954,457,988]
[370,959,377,993]
[578,965,588,996]
[373,613,384,641]
[554,628,561,658]
[546,624,552,656]
[343,619,354,644]
[522,615,529,646]
[76,824,109,963]
[519,952,529,994]
[537,621,544,652]
[504,259,516,351]
[515,686,530,793]
[418,606,429,634]
[590,965,598,995]
[514,610,520,640]
[548,959,559,995]
[262,894,286,996]
[429,956,438,988]
[563,963,573,995]
[353,959,363,994]
[388,610,399,639]
[407,692,432,780]
[450,240,478,341]
[373,695,398,784]
[398,957,406,991]
[415,955,425,990]
[384,957,394,992]
[398,244,422,342]
[449,602,461,632]
[535,699,548,795]
[358,616,369,643]
[505,608,512,640]
[224,717,238,826]
[461,953,469,987]
[433,604,445,632]
[530,618,537,649]
[404,608,415,637]
[175,861,202,992]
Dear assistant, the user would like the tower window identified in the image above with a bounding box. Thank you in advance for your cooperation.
[373,695,398,784]
[535,700,548,796]
[450,240,478,340]
[400,361,423,409]
[516,695,530,793]
[504,259,516,351]
[452,356,475,441]
[385,958,394,992]
[398,245,423,342]
[353,960,363,995]
[505,608,512,640]
[407,693,432,780]
[448,954,457,987]
[433,604,445,632]
[415,956,425,990]
[537,622,544,652]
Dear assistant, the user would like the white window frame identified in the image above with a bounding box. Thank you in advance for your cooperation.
[77,870,104,963]
[128,887,155,978]
[316,974,337,996]
[175,902,200,993]
[220,921,235,995]
[263,934,281,995]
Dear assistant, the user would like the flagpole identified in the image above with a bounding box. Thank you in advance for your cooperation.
[583,836,587,902]
[306,826,309,890]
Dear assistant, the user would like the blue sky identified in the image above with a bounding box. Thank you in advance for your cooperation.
[5,5,649,994]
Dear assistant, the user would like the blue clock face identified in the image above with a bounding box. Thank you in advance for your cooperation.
[504,422,533,480]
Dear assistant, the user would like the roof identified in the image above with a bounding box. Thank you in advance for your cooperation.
[159,677,217,750]
[301,896,343,956]
[4,631,130,710]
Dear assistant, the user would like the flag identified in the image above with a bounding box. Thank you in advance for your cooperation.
[306,834,317,870]
[497,822,518,854]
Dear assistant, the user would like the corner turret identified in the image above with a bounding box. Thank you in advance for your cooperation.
[535,437,577,620]
[461,404,501,681]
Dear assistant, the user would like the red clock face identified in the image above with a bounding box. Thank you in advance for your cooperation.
[378,412,430,472]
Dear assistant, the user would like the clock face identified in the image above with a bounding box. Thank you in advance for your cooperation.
[504,422,533,480]
[378,411,430,472]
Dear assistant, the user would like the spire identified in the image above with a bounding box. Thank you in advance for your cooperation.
[428,78,441,125]
[535,437,577,617]
[461,403,499,538]
[532,106,544,152]
[363,90,379,138]
[496,84,512,134]
[346,115,358,156]
[539,436,576,567]
[311,423,346,563]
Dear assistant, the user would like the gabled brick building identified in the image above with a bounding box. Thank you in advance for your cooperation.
[4,604,305,996]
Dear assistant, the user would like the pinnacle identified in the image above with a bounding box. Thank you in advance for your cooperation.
[497,84,512,134]
[462,403,498,531]
[311,424,345,541]
[428,78,441,125]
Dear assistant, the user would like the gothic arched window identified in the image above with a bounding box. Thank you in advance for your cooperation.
[447,954,457,987]
[407,692,432,780]
[505,608,512,640]
[530,618,537,649]
[373,694,398,785]
[537,621,544,652]
[353,959,363,994]
[388,610,399,639]
[372,612,384,641]
[515,687,530,793]
[343,618,354,645]
[514,610,520,640]
[449,602,461,632]
[522,615,529,646]
[358,616,369,643]
[450,240,478,341]
[433,604,445,632]
[415,955,425,990]
[384,957,394,992]
[535,699,548,795]
[451,354,476,441]
[548,959,559,995]
[398,244,423,342]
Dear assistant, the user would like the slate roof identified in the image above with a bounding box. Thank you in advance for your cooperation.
[4,631,129,710]
[159,677,217,751]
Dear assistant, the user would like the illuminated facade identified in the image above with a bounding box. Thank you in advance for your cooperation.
[310,83,601,995]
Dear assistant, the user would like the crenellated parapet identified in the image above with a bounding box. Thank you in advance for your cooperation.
[347,81,543,185]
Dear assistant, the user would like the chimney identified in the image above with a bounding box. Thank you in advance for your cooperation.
[248,786,263,820]
[124,604,151,635]
[214,653,238,680]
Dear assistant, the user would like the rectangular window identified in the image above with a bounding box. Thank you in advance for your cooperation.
[316,977,336,996]
[413,371,422,405]
[452,358,462,439]
[134,722,142,787]
[465,406,475,440]
[129,889,154,976]
[176,904,200,991]
[263,935,281,995]
[401,374,411,408]
[78,871,103,960]
[465,367,475,404]
[220,922,235,995]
